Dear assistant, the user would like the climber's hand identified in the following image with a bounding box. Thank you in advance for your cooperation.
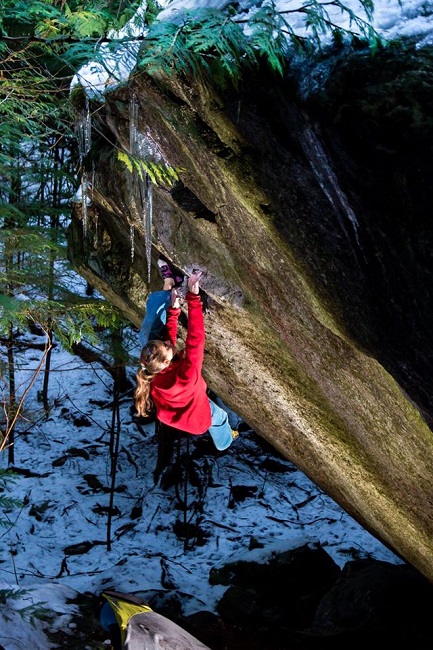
[187,270,202,295]
[171,288,180,308]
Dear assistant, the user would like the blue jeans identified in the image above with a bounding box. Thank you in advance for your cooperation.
[208,399,233,450]
[139,291,233,451]
[139,290,171,348]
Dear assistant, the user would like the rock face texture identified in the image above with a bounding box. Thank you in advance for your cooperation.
[68,43,433,582]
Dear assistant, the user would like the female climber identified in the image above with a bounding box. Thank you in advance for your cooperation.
[134,263,238,451]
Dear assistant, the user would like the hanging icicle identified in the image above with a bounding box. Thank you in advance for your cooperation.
[75,96,92,165]
[130,94,139,156]
[144,176,153,282]
[129,93,141,210]
[136,167,152,283]
[75,96,92,237]
[91,160,96,193]
[83,96,91,157]
[81,172,89,236]
[93,209,99,250]
[130,224,135,262]
[129,94,153,282]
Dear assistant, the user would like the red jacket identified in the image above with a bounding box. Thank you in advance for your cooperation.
[150,292,212,434]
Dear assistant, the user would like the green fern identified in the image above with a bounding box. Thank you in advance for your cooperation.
[117,150,134,174]
[117,151,183,187]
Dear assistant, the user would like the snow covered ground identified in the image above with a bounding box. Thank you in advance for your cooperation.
[0,320,401,649]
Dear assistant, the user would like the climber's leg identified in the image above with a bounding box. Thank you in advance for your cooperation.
[138,290,171,348]
[208,399,238,451]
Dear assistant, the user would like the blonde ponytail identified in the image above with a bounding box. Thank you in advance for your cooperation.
[134,368,154,417]
[134,340,172,417]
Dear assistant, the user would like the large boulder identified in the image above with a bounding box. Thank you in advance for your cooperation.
[68,42,433,581]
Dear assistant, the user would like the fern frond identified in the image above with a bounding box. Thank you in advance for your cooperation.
[117,151,134,174]
[117,151,182,187]
[139,159,182,186]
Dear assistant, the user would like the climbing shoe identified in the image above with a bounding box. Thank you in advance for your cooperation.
[157,259,184,287]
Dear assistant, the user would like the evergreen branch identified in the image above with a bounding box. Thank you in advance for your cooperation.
[278,0,382,47]
[0,588,51,625]
[136,1,383,87]
[0,33,147,45]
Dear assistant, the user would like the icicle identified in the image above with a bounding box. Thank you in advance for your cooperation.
[130,94,139,156]
[81,172,89,236]
[138,126,162,162]
[93,210,99,249]
[144,176,153,283]
[75,119,85,165]
[129,94,153,282]
[75,97,92,237]
[91,160,96,193]
[136,169,152,283]
[83,96,91,156]
[75,96,92,166]
[129,93,141,213]
[130,224,135,262]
